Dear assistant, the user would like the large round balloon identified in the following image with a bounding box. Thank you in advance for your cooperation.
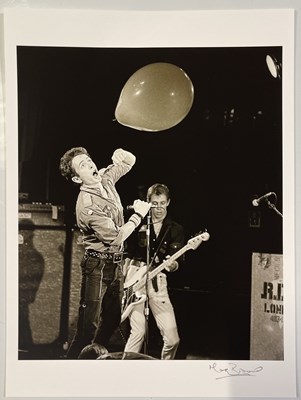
[115,62,194,132]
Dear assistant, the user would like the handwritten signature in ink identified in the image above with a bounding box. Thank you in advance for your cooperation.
[209,362,263,379]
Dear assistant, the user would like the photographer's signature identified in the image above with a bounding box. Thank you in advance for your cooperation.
[209,362,263,379]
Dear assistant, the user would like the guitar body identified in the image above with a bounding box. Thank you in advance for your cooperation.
[123,264,147,290]
[121,292,147,323]
[121,231,210,323]
[121,264,148,323]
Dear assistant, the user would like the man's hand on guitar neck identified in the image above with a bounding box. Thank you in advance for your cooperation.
[164,256,179,272]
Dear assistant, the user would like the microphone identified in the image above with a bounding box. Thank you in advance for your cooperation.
[126,204,156,211]
[252,192,274,206]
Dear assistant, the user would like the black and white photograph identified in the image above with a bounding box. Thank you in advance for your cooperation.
[17,44,284,362]
[3,6,297,398]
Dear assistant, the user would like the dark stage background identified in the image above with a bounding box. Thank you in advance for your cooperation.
[17,46,283,360]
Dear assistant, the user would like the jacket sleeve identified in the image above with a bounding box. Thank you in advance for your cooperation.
[101,163,132,186]
[102,150,136,185]
[79,208,138,248]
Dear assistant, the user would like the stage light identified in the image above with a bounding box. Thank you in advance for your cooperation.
[223,108,236,126]
[266,54,281,79]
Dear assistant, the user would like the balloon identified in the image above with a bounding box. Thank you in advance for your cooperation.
[115,62,194,132]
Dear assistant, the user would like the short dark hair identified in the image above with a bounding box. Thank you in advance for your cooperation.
[147,183,170,202]
[78,343,109,359]
[59,147,89,181]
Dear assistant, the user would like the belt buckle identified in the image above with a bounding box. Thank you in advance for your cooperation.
[113,252,123,263]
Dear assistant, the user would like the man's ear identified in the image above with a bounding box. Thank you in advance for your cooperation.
[72,176,82,184]
[167,199,171,206]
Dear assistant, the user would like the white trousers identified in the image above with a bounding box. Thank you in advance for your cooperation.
[123,263,180,360]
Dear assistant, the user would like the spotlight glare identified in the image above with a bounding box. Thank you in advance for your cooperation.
[266,54,281,79]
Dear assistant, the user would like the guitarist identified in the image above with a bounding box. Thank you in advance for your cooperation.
[123,183,185,359]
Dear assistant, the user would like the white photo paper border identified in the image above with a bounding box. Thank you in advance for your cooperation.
[4,7,296,398]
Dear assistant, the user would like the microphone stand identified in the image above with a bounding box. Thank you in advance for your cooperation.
[266,200,283,218]
[143,210,151,354]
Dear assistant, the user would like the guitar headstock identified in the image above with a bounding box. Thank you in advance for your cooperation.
[187,231,210,250]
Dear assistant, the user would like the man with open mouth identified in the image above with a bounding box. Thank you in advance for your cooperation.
[59,147,151,359]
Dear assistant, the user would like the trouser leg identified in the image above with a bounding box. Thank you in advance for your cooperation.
[123,302,146,353]
[67,256,104,359]
[149,274,180,360]
[93,265,124,347]
[67,299,101,359]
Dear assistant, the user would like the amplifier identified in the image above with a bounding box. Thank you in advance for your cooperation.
[18,203,65,227]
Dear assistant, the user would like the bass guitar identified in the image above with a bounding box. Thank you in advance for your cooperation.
[121,231,210,322]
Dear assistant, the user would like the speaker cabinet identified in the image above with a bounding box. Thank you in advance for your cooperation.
[68,229,84,342]
[18,204,67,348]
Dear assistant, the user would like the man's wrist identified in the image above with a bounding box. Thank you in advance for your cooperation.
[134,211,144,220]
[129,213,142,228]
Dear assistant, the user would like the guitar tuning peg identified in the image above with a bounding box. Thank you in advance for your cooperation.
[202,231,210,241]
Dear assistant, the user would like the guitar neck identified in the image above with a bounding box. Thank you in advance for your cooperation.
[133,244,190,292]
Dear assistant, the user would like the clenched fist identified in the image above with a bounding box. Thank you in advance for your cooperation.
[112,148,136,166]
[133,199,152,219]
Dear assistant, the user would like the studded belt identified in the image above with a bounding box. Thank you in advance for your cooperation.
[84,249,123,263]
